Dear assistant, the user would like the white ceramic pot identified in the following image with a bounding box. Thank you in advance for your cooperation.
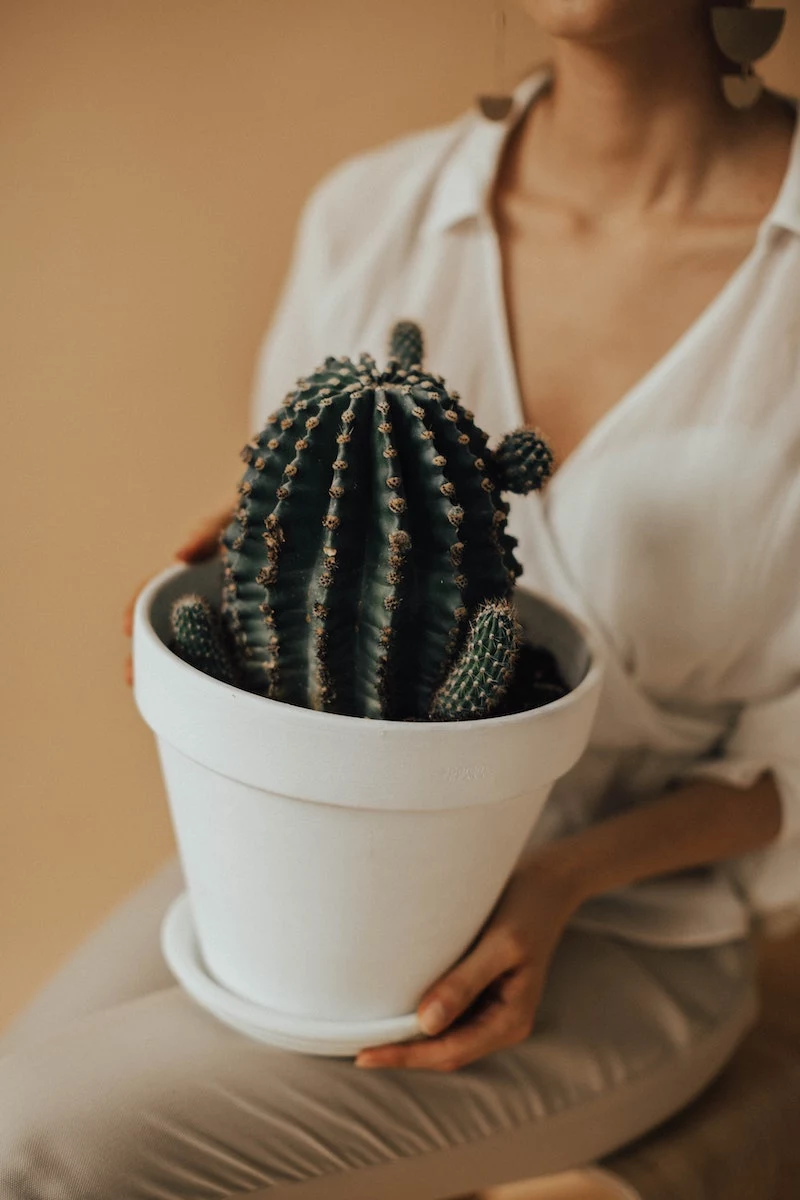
[134,558,604,1025]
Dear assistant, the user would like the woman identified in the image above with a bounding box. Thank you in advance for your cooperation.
[3,2,798,1197]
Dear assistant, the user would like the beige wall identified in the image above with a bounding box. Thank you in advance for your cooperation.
[1,1,798,1032]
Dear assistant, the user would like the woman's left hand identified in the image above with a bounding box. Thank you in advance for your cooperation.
[354,851,581,1072]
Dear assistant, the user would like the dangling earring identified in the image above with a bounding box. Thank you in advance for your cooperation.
[711,2,786,109]
[477,1,513,122]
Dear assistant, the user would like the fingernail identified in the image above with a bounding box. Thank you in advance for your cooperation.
[418,1001,448,1036]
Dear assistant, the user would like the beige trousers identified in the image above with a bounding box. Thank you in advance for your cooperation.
[0,855,758,1200]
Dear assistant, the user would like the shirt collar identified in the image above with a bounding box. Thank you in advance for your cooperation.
[421,67,552,237]
[422,69,800,241]
[765,93,800,239]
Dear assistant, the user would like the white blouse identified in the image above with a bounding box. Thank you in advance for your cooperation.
[249,67,800,946]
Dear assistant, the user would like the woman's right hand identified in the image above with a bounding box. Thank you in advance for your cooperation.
[122,502,234,687]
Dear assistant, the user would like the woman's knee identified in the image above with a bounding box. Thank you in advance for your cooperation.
[0,1049,125,1199]
[0,992,346,1200]
[0,996,209,1200]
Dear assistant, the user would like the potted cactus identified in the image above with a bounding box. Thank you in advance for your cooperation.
[171,320,562,722]
[133,321,604,1055]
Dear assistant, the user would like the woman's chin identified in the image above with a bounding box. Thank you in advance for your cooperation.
[513,0,698,45]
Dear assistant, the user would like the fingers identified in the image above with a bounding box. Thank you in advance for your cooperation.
[175,504,234,564]
[122,576,153,637]
[123,502,233,685]
[353,922,538,1072]
[123,505,233,637]
[416,925,524,1036]
[356,970,538,1072]
[175,528,220,563]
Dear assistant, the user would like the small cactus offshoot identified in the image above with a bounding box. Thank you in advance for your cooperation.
[429,598,522,721]
[491,428,554,494]
[169,320,564,721]
[168,595,239,686]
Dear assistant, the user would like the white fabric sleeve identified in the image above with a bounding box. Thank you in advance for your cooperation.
[247,179,336,434]
[672,451,800,938]
[678,682,800,937]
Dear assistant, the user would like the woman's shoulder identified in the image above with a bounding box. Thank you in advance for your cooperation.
[296,107,474,268]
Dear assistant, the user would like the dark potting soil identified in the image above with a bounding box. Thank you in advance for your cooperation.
[493,641,571,718]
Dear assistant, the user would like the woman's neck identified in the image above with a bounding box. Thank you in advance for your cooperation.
[511,15,744,222]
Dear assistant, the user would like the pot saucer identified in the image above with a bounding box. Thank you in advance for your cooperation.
[160,891,425,1057]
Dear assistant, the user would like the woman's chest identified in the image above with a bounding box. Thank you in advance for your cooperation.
[493,209,761,465]
[340,201,799,719]
[512,426,795,708]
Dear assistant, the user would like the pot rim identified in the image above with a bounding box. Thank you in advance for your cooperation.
[135,560,606,735]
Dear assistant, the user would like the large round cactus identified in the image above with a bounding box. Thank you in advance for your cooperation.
[170,320,555,721]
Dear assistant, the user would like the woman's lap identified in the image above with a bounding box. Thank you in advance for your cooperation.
[0,855,183,1056]
[0,856,759,1200]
